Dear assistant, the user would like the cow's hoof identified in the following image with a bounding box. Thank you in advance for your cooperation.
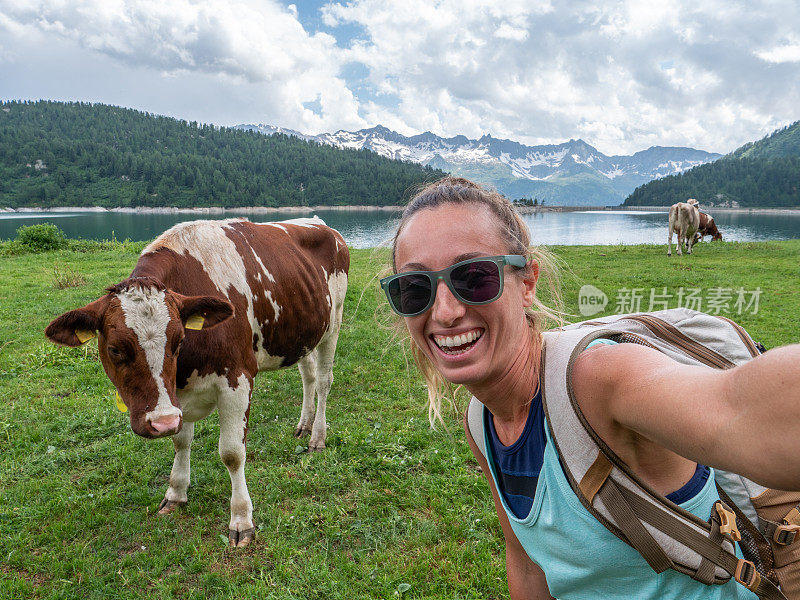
[228,527,255,548]
[293,426,312,438]
[157,498,187,515]
[308,439,326,452]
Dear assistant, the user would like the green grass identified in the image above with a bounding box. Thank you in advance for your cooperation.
[1,240,799,599]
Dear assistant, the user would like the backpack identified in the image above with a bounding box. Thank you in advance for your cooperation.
[467,308,800,600]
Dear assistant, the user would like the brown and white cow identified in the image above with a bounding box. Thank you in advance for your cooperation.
[696,211,723,242]
[45,217,349,547]
[667,201,701,256]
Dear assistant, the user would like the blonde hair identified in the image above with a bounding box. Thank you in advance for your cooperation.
[390,176,565,425]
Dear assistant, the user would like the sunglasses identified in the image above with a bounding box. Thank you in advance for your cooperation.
[380,255,527,317]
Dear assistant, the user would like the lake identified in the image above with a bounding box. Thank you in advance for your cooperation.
[2,208,800,248]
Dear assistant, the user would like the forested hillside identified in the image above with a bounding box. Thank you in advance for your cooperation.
[731,121,800,160]
[624,121,800,207]
[0,101,444,208]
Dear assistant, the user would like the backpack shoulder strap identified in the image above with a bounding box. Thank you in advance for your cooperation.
[541,327,626,509]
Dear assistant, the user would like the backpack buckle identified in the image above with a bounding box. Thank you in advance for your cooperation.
[774,523,800,546]
[714,502,741,542]
[734,559,761,592]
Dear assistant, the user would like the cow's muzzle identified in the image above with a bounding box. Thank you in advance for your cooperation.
[141,410,183,438]
[150,414,181,434]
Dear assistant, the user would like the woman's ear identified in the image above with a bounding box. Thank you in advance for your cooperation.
[522,260,539,306]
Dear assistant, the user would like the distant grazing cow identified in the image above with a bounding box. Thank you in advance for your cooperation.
[697,211,723,242]
[667,201,700,256]
[45,217,349,547]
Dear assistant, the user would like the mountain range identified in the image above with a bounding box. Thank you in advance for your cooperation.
[237,124,722,206]
[624,120,800,208]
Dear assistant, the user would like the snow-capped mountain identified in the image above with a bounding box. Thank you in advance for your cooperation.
[238,123,317,143]
[237,123,722,205]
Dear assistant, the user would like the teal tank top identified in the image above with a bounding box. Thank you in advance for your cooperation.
[483,420,758,598]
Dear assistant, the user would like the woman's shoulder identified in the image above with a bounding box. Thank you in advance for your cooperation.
[569,341,682,430]
[571,340,632,395]
[571,340,671,391]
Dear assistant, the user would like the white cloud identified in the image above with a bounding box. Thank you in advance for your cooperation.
[0,0,321,81]
[0,0,366,132]
[494,23,529,42]
[322,0,800,154]
[757,43,800,64]
[0,0,798,154]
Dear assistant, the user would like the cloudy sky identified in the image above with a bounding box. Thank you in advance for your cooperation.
[1,0,798,155]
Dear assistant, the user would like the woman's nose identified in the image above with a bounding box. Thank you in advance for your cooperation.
[430,279,466,326]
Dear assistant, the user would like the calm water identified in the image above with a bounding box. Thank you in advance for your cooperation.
[2,208,800,248]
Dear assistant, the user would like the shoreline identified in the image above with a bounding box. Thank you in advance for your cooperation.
[1,205,405,215]
[3,205,800,215]
[513,205,800,215]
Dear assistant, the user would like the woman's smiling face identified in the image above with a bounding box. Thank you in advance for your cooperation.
[394,202,538,389]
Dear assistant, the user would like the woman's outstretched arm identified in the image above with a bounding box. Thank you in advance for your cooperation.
[572,342,800,490]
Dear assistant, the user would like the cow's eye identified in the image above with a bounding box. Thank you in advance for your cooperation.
[107,346,127,362]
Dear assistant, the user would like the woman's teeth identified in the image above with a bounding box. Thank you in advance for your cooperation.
[433,330,482,355]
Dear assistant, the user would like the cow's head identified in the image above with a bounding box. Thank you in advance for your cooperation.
[45,277,233,438]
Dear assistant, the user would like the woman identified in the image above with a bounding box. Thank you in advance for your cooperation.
[381,176,800,599]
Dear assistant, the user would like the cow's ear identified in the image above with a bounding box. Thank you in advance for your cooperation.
[45,296,109,347]
[174,294,234,331]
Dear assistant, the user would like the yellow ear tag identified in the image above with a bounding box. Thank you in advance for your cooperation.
[184,314,205,331]
[76,329,96,344]
[115,391,128,413]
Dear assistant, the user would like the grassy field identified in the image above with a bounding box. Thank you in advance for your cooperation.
[1,239,799,599]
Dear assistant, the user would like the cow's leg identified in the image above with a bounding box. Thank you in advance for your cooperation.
[687,231,695,254]
[308,316,343,451]
[308,349,330,451]
[159,420,195,514]
[217,375,255,548]
[294,353,317,439]
[667,227,673,256]
[677,227,685,256]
